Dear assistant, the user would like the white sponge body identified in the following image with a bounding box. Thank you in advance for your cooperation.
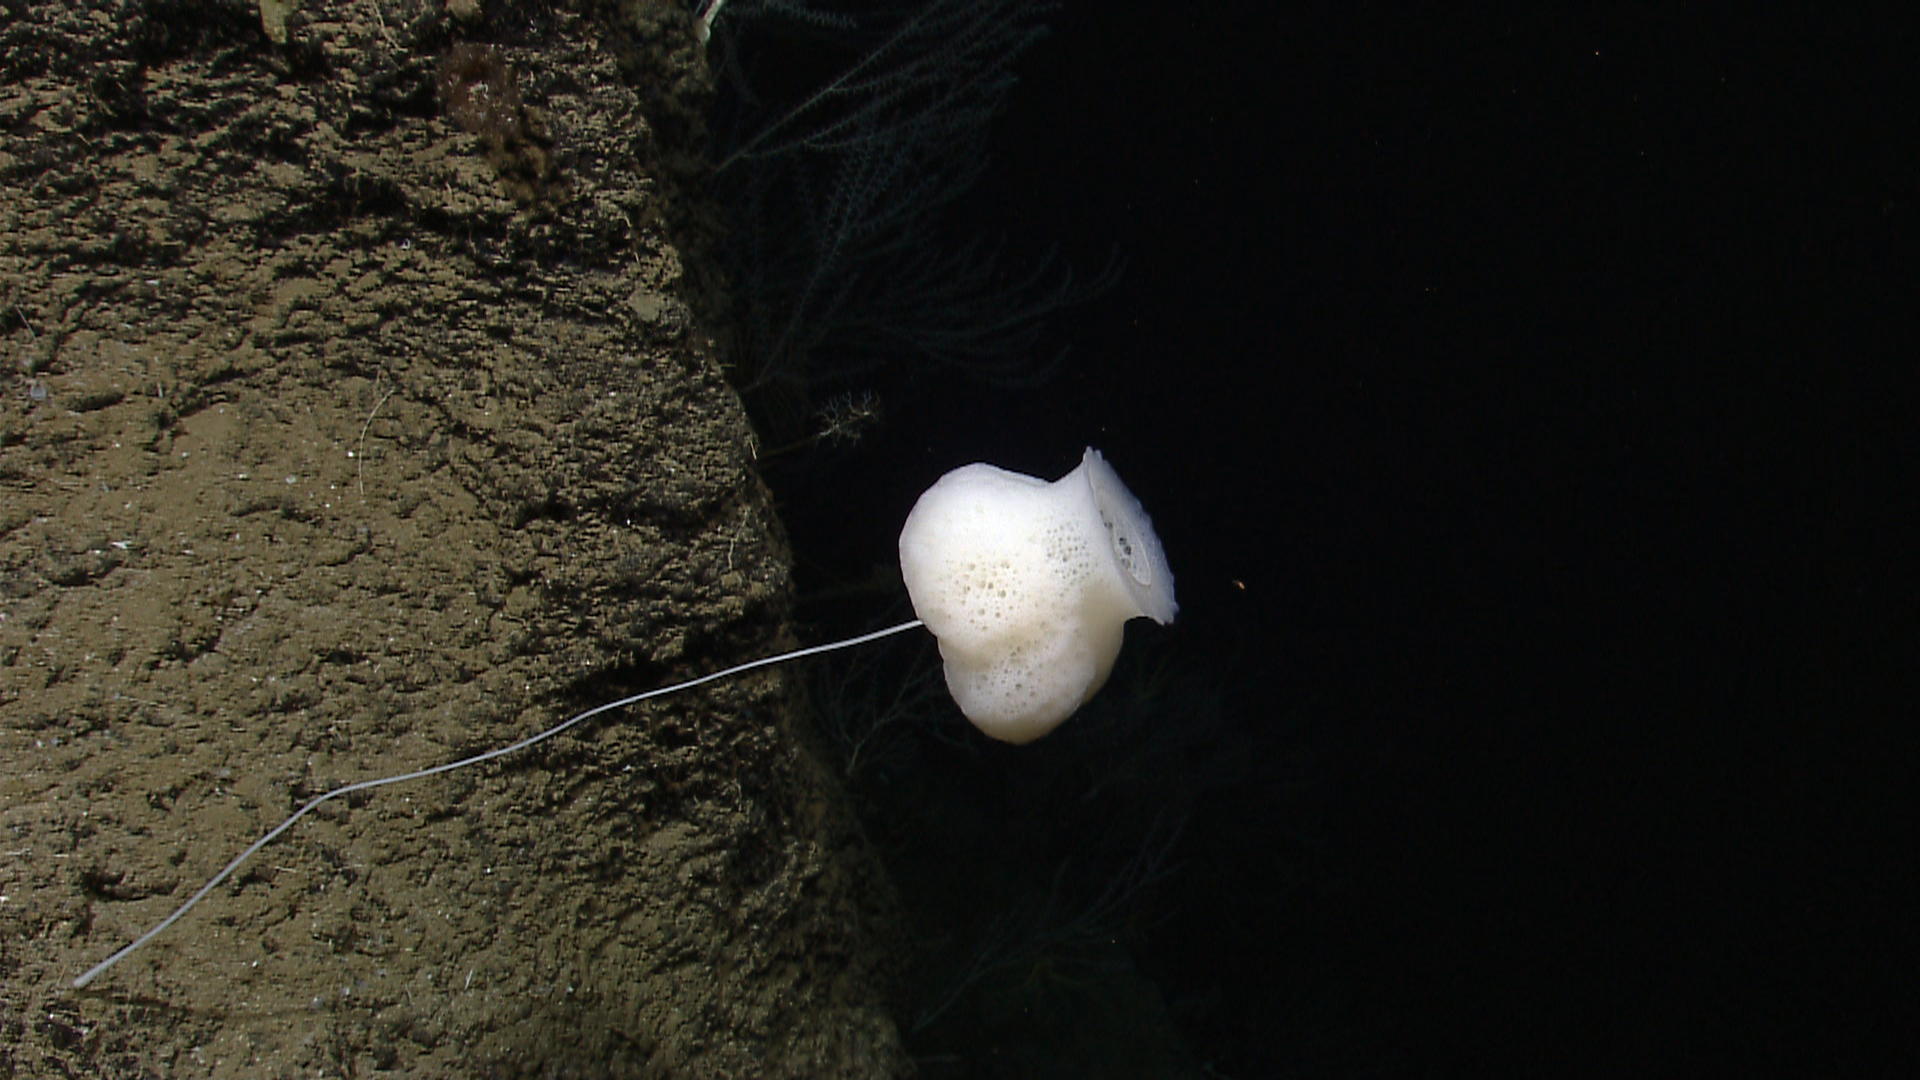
[899,448,1176,743]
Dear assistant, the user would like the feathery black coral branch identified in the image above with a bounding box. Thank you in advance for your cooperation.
[709,0,1115,419]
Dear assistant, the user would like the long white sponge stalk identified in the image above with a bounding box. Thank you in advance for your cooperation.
[73,618,925,990]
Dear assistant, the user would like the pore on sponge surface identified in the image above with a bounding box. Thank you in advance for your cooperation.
[899,448,1177,744]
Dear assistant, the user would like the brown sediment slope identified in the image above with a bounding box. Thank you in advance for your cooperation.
[0,2,908,1076]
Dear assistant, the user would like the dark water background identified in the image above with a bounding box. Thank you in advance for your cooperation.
[755,4,1912,1073]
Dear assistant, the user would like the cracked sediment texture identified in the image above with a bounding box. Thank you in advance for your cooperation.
[0,2,908,1076]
